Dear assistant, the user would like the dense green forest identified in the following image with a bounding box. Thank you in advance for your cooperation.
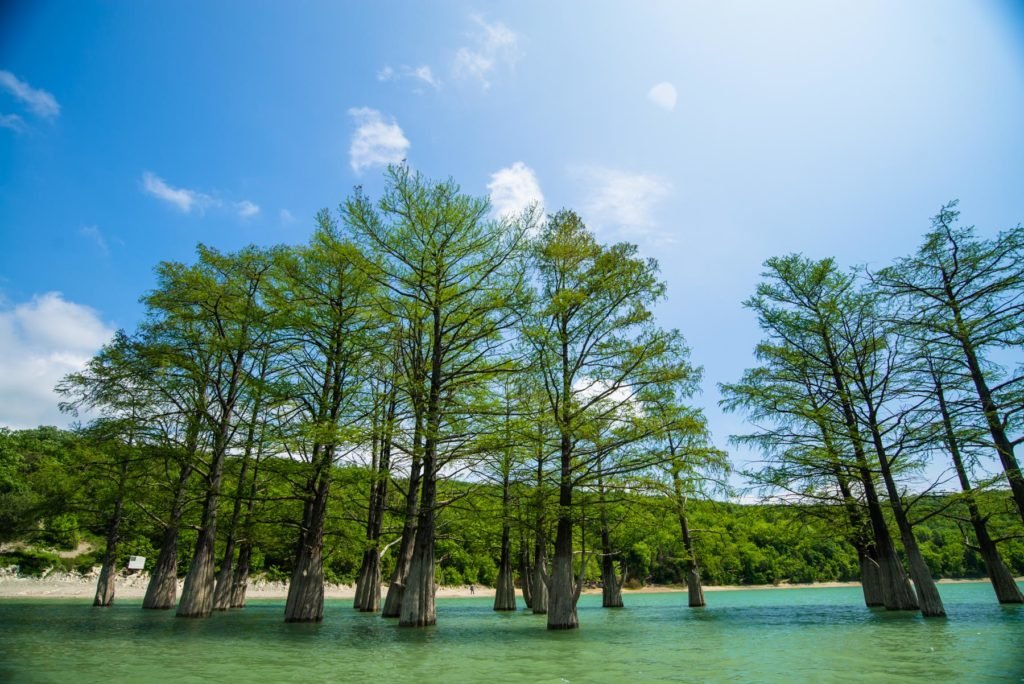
[1,169,1022,629]
[3,425,1023,587]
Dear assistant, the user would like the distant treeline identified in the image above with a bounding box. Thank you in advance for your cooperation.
[3,425,1021,587]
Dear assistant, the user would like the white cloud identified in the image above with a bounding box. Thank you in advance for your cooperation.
[235,200,260,218]
[79,225,109,255]
[647,82,677,111]
[488,162,544,220]
[574,165,673,240]
[379,64,440,90]
[453,16,522,89]
[279,209,296,224]
[142,171,217,214]
[0,70,60,119]
[348,107,410,173]
[0,113,25,132]
[0,293,115,429]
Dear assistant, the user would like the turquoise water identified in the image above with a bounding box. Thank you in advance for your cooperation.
[1,584,1021,682]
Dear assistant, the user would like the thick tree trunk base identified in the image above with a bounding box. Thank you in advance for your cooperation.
[398,551,436,627]
[143,537,179,610]
[858,549,884,608]
[875,537,918,612]
[547,550,578,630]
[382,582,405,618]
[230,544,252,609]
[177,544,216,618]
[212,553,235,611]
[494,565,517,611]
[353,549,382,613]
[686,567,705,608]
[284,546,325,623]
[969,516,1023,604]
[601,568,623,608]
[93,560,116,607]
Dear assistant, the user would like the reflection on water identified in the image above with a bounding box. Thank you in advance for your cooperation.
[0,583,1021,682]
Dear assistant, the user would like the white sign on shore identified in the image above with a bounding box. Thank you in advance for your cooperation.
[127,556,146,570]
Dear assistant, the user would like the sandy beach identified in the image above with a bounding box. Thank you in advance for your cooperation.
[0,569,996,600]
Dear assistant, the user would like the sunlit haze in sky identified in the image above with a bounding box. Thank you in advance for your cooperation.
[2,0,1023,489]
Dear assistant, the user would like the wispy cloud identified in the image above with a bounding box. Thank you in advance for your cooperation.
[0,113,25,133]
[235,200,260,218]
[279,209,296,225]
[0,70,60,119]
[488,162,544,221]
[348,107,410,173]
[573,165,673,241]
[141,171,258,220]
[378,64,440,90]
[79,225,109,255]
[142,171,216,213]
[647,82,677,111]
[453,16,522,90]
[0,292,114,429]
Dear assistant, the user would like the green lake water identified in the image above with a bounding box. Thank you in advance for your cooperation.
[1,583,1021,683]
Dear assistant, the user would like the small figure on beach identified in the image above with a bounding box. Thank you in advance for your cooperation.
[469,584,475,595]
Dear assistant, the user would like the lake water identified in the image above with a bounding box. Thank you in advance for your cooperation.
[1,584,1021,682]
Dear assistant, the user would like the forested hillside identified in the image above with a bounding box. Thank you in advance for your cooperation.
[3,425,1021,587]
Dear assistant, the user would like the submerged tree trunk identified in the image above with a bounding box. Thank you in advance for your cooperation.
[822,336,917,612]
[532,536,549,615]
[950,303,1024,526]
[230,541,253,608]
[177,416,236,618]
[679,508,704,608]
[494,524,517,611]
[94,461,128,608]
[932,370,1023,604]
[355,390,395,613]
[548,514,578,630]
[284,451,332,623]
[866,410,945,617]
[143,461,192,610]
[382,419,423,618]
[399,455,437,627]
[857,543,885,608]
[519,541,534,609]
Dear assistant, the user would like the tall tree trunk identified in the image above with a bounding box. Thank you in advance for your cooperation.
[355,390,395,613]
[230,442,263,609]
[398,455,436,627]
[519,541,534,609]
[865,407,946,617]
[143,461,192,610]
[821,331,917,611]
[494,523,516,610]
[177,385,241,619]
[284,451,332,623]
[230,542,253,608]
[857,544,884,607]
[494,467,516,611]
[382,417,423,618]
[947,291,1024,526]
[176,438,227,618]
[532,536,549,615]
[932,368,1023,604]
[213,375,264,611]
[177,342,247,619]
[94,461,128,608]
[600,528,624,608]
[677,504,704,608]
[548,332,579,630]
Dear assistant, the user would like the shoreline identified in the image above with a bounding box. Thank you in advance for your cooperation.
[0,571,1002,600]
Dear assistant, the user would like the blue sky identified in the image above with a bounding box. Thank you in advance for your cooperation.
[2,1,1023,487]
